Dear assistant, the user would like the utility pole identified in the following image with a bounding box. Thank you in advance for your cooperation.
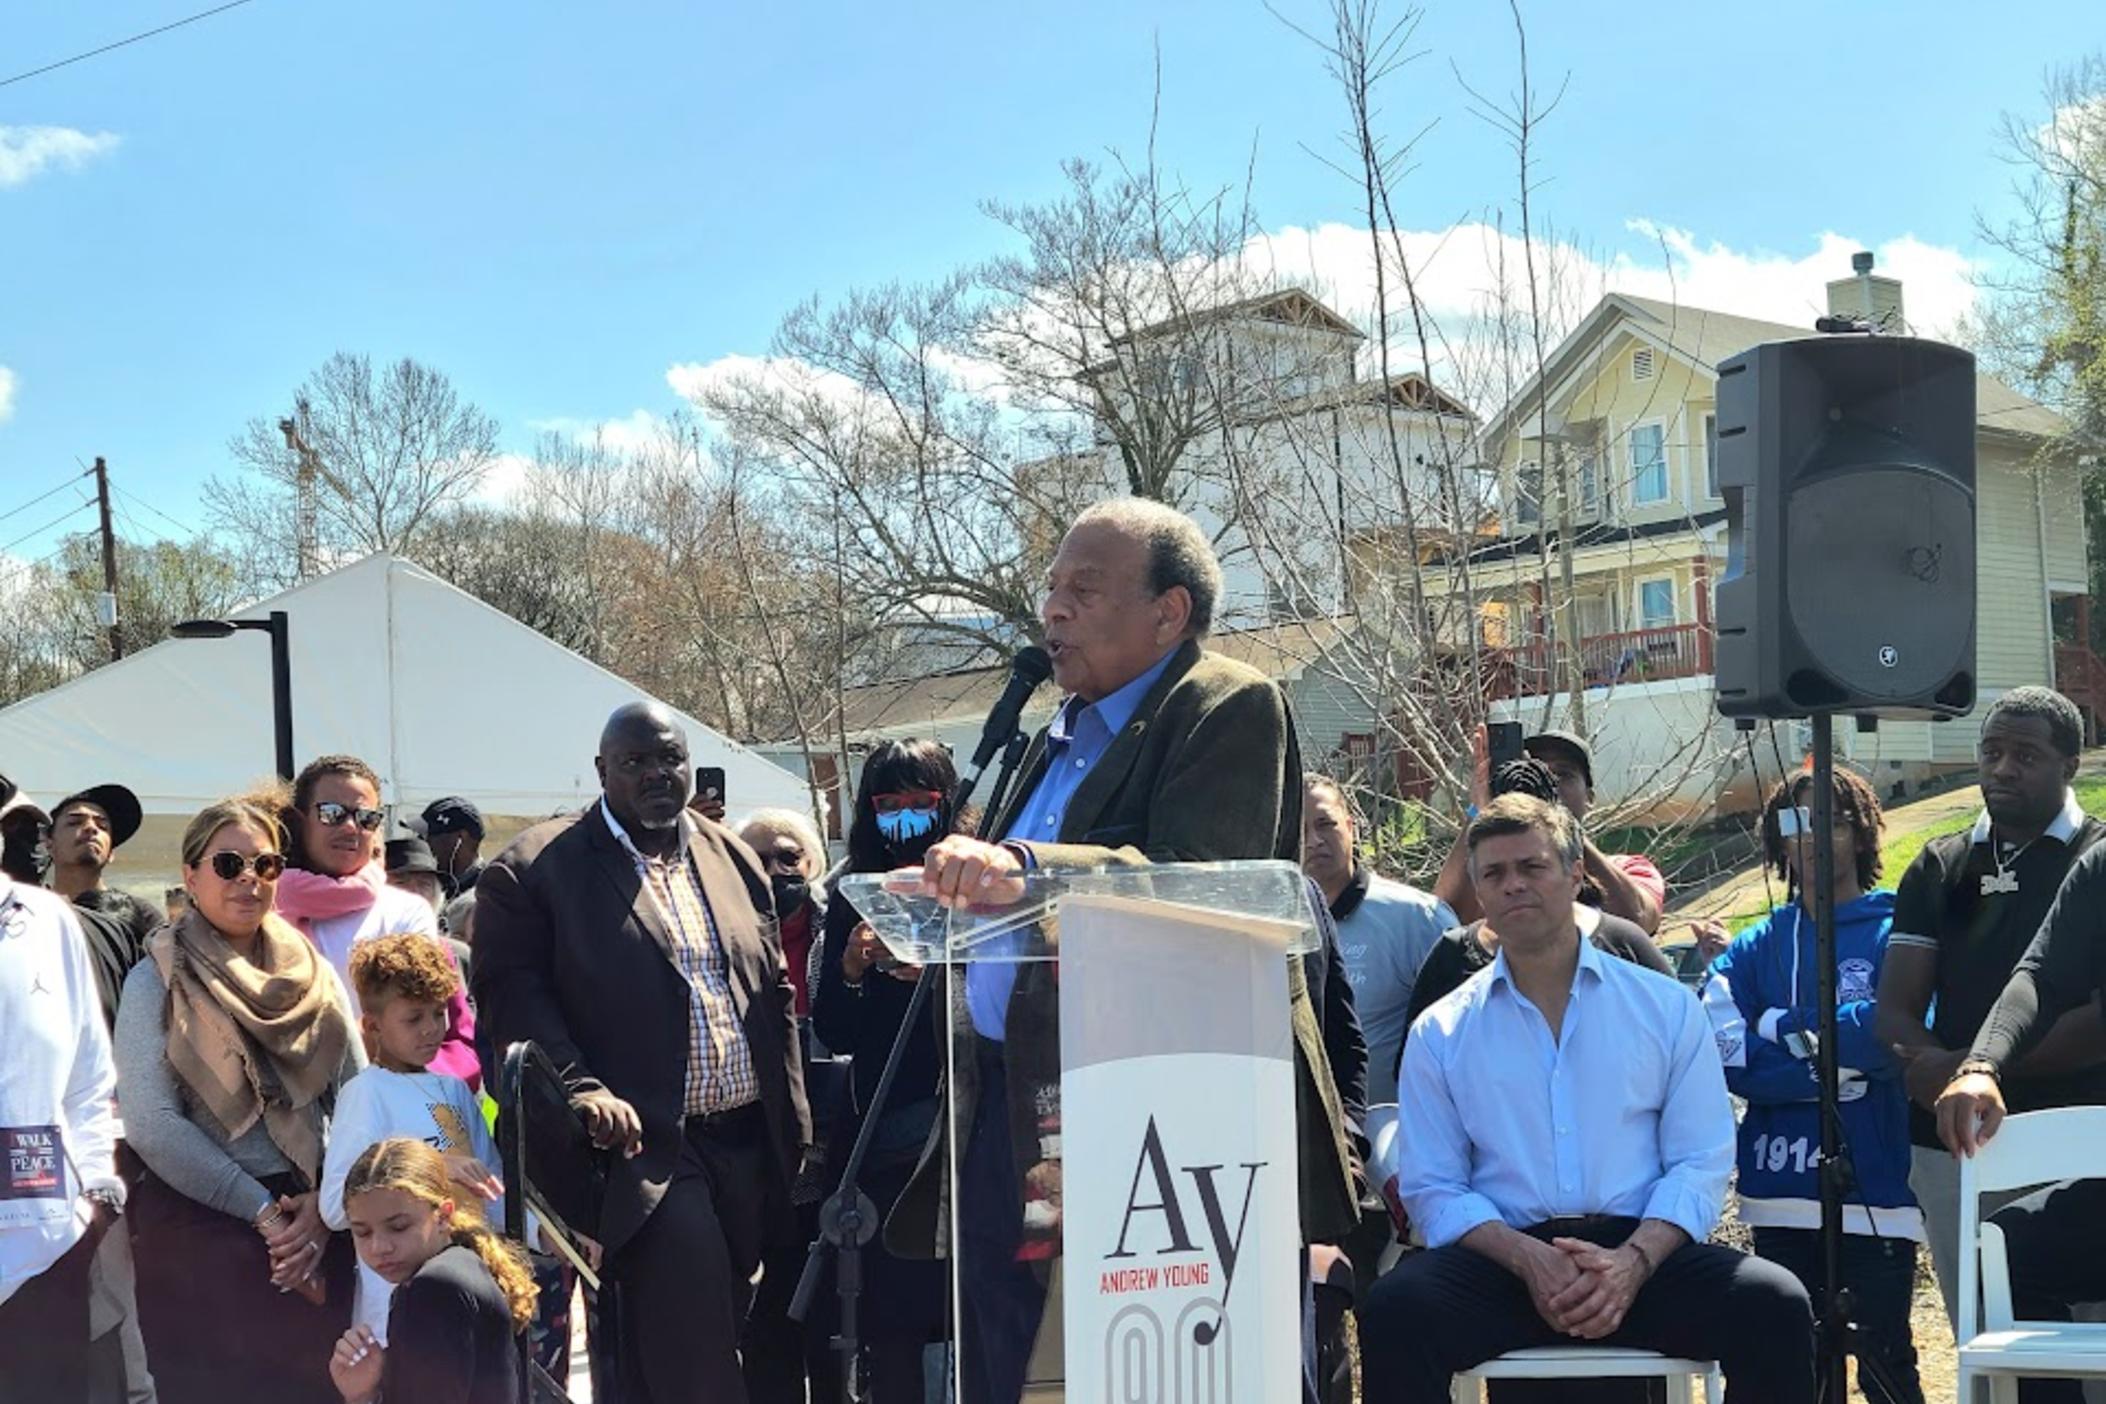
[91,457,122,660]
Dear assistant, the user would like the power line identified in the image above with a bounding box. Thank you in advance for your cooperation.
[0,499,97,557]
[112,484,200,539]
[0,0,262,91]
[0,540,77,593]
[0,470,89,526]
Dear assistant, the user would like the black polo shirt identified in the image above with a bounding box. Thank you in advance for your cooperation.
[1889,795,2106,1147]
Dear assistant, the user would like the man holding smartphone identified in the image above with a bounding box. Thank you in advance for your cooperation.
[1435,727,1666,934]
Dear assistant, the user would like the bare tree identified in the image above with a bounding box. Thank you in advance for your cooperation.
[1968,57,2106,637]
[209,353,501,589]
[0,531,245,704]
[696,278,1061,659]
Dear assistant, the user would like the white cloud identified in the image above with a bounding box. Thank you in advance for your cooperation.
[0,125,120,189]
[1242,221,1979,351]
[0,366,16,423]
[666,353,879,420]
[2041,95,2106,164]
[472,452,535,508]
[525,408,669,454]
[661,220,1980,431]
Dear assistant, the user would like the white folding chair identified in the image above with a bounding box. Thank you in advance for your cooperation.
[1451,1345,1721,1402]
[1957,1107,2106,1403]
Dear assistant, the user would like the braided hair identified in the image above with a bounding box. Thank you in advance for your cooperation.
[1762,768,1885,894]
[1491,758,1561,804]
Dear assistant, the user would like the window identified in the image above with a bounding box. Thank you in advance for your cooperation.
[1630,422,1668,505]
[1577,452,1603,520]
[1515,460,1543,527]
[1631,346,1656,382]
[1637,577,1677,630]
[1704,413,1719,498]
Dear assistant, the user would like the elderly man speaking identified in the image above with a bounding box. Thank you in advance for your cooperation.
[895,497,1357,1404]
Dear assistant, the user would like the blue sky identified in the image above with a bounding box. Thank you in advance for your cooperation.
[1,0,2097,563]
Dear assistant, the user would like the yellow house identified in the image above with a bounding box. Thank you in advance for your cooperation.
[1464,284,2087,818]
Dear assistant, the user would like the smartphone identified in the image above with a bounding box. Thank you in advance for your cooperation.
[695,766,726,808]
[1487,720,1526,773]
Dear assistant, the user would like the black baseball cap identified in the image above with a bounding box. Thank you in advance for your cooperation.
[419,797,485,840]
[51,784,143,848]
[1523,730,1594,789]
[385,836,441,877]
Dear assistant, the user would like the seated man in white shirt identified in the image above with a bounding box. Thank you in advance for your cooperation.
[1361,794,1814,1403]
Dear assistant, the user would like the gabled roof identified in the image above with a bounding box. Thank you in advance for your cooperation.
[1112,287,1365,348]
[1461,507,1729,565]
[1259,371,1476,423]
[1480,292,2070,448]
[817,616,1355,740]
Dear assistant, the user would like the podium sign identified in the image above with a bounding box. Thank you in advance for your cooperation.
[841,861,1314,1404]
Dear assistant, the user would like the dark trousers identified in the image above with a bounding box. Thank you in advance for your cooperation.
[0,1223,97,1404]
[1987,1177,2106,1404]
[1751,1226,1924,1404]
[1358,1217,1815,1404]
[957,1044,1048,1404]
[742,1199,844,1404]
[129,1168,352,1404]
[605,1104,782,1404]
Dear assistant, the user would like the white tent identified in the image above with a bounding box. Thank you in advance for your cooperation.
[0,554,810,819]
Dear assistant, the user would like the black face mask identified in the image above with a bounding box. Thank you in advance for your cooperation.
[770,873,811,917]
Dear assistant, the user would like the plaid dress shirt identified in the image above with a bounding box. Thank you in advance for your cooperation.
[602,801,760,1115]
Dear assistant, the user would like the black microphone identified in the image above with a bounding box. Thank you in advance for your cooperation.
[960,645,1053,793]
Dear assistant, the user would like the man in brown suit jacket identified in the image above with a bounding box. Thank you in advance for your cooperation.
[473,702,811,1403]
[895,498,1357,1404]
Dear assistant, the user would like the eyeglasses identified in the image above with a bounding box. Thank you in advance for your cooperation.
[313,801,385,832]
[207,850,286,881]
[871,791,945,815]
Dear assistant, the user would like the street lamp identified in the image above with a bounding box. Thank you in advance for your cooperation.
[171,610,294,780]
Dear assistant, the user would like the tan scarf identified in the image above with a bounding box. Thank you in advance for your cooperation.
[151,908,351,1186]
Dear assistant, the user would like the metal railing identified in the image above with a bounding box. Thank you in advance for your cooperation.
[498,1041,610,1404]
[1482,622,1711,701]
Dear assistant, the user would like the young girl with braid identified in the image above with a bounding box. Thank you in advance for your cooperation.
[327,1139,536,1404]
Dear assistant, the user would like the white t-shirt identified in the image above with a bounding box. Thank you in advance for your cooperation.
[0,881,119,1307]
[320,1065,504,1341]
[307,886,438,1017]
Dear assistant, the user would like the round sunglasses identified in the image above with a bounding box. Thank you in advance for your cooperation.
[313,801,385,832]
[205,850,286,881]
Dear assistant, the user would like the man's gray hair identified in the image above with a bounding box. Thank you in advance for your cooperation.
[1075,497,1223,636]
[737,807,826,869]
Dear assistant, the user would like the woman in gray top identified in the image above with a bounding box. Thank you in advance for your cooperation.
[116,788,364,1404]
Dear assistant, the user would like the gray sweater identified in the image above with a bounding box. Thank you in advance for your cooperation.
[114,956,365,1222]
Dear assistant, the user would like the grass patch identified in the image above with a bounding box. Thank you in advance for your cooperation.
[1877,773,2106,889]
[1672,772,2106,940]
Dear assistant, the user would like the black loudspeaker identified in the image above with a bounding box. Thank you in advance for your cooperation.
[1713,335,1977,721]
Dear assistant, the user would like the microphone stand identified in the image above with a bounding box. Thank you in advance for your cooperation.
[791,726,1033,1404]
[1807,715,1909,1404]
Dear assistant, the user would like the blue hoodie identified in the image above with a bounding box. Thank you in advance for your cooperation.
[1701,891,1922,1240]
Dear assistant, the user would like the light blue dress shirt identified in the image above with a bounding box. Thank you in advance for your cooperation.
[965,647,1179,1040]
[1396,932,1732,1249]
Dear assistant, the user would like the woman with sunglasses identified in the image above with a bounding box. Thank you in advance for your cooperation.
[115,788,366,1404]
[808,740,959,1403]
[276,755,481,1089]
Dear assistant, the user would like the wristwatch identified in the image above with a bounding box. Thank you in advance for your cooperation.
[84,1185,124,1217]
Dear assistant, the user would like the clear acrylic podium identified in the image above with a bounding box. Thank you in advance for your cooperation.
[840,860,1319,1404]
